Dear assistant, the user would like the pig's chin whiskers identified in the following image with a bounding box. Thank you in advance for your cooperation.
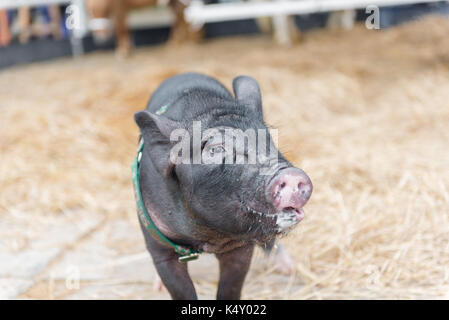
[238,200,279,237]
[243,204,277,219]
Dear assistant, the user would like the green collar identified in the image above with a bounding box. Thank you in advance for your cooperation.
[131,139,202,263]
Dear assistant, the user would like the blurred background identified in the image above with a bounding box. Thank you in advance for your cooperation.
[1,0,449,299]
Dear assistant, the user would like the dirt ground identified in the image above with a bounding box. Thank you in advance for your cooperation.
[1,16,449,299]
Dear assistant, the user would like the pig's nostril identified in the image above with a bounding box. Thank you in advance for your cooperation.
[280,182,286,189]
[297,182,311,198]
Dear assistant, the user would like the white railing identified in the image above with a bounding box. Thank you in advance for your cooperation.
[2,0,445,31]
[185,0,446,25]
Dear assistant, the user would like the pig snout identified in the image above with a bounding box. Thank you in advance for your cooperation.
[267,167,313,214]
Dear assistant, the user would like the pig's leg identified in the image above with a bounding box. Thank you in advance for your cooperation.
[152,253,196,299]
[153,273,167,292]
[139,221,197,299]
[215,244,254,300]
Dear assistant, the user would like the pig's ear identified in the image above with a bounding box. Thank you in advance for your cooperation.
[232,75,263,119]
[134,110,179,178]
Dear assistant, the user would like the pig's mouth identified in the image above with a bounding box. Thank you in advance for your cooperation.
[275,207,305,235]
[243,205,304,235]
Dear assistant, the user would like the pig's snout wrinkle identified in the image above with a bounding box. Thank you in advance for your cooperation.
[267,167,313,212]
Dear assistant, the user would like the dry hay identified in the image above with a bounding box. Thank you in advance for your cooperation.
[1,15,449,299]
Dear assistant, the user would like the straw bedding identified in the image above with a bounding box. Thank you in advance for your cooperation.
[1,16,449,299]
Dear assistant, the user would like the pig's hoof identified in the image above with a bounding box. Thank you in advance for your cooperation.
[270,248,295,275]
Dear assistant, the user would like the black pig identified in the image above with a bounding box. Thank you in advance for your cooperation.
[133,73,312,299]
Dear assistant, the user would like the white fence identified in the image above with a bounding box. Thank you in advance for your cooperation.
[185,0,446,25]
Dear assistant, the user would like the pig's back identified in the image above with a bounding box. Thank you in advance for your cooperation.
[146,73,233,121]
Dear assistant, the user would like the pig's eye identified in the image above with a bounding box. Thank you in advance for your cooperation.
[209,146,225,156]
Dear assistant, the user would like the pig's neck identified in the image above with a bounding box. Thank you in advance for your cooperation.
[140,84,255,253]
[139,152,195,240]
[139,150,246,253]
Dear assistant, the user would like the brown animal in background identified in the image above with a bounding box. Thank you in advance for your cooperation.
[85,0,199,57]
